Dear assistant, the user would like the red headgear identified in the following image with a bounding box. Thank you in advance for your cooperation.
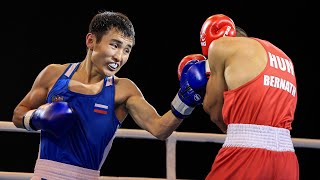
[200,14,236,56]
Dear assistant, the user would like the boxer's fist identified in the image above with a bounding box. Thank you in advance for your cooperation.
[178,54,207,80]
[182,60,209,94]
[200,14,236,56]
[23,102,77,138]
[171,60,208,119]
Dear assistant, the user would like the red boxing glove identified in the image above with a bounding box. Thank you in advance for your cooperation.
[177,54,207,80]
[200,14,236,56]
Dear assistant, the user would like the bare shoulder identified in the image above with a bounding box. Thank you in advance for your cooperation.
[214,37,258,50]
[114,77,144,106]
[42,63,70,76]
[36,63,70,87]
[211,37,262,60]
[230,37,265,58]
[114,77,142,95]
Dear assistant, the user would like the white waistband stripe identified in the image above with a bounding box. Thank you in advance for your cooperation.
[223,124,294,152]
[33,159,100,180]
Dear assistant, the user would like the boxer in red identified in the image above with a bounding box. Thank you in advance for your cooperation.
[200,14,299,180]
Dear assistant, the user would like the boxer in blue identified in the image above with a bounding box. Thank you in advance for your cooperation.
[12,10,208,179]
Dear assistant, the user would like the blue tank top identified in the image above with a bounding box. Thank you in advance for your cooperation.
[41,63,121,170]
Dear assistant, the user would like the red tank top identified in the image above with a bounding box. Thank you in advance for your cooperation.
[222,38,297,129]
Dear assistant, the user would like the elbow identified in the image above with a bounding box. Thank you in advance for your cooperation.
[202,100,212,115]
[211,117,227,133]
[12,116,21,128]
[12,118,19,127]
[155,132,171,141]
[210,118,219,126]
[12,108,23,128]
[210,115,222,125]
[157,137,168,141]
[152,130,173,141]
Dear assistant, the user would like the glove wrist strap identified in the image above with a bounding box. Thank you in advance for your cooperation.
[22,109,37,131]
[171,93,194,119]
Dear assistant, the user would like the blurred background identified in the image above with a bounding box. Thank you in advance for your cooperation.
[0,1,317,179]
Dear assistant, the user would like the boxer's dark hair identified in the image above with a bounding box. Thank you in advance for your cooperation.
[236,26,248,37]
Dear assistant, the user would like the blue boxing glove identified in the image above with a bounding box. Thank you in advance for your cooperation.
[171,60,209,119]
[177,54,208,81]
[22,102,77,138]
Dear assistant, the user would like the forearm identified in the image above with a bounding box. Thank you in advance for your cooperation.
[208,109,227,133]
[155,111,183,140]
[203,101,227,133]
[213,119,227,133]
[12,105,31,129]
[129,101,182,140]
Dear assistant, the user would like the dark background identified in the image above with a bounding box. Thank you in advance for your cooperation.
[0,1,318,179]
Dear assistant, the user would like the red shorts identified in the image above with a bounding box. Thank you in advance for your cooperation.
[205,124,299,180]
[205,147,299,180]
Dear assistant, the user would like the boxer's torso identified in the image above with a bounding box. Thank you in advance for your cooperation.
[40,62,121,170]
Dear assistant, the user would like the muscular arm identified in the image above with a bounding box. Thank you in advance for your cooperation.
[203,38,231,133]
[203,37,266,133]
[121,79,182,140]
[12,64,63,128]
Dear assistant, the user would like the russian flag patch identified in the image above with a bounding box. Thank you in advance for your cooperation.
[93,103,108,114]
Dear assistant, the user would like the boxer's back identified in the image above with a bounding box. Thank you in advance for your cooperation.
[223,37,297,129]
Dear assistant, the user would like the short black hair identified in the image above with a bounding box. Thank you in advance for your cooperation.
[236,26,248,37]
[89,10,135,45]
